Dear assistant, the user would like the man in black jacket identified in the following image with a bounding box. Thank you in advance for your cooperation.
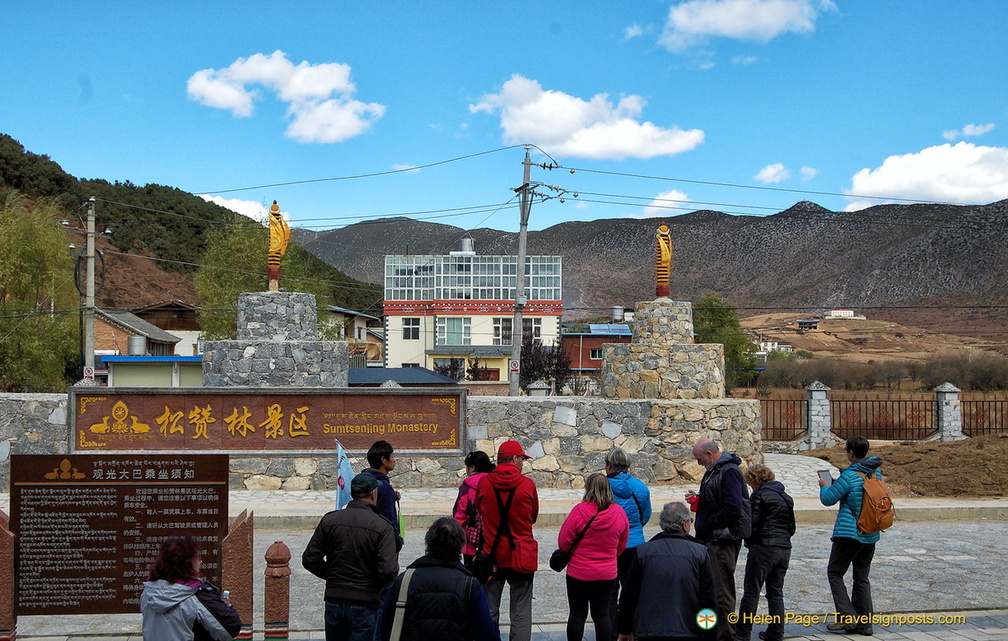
[736,464,795,641]
[617,501,716,640]
[378,517,500,641]
[687,438,749,641]
[303,472,399,641]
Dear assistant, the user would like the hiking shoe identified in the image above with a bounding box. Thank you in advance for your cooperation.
[826,621,852,633]
[758,631,784,641]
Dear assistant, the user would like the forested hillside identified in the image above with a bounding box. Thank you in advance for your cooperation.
[0,134,380,312]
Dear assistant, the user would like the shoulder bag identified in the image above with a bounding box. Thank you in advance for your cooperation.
[549,507,600,572]
[470,487,515,583]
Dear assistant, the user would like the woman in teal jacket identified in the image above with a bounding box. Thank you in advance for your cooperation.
[605,447,651,641]
[818,436,883,635]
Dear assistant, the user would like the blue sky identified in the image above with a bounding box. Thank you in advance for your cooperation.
[4,1,1007,232]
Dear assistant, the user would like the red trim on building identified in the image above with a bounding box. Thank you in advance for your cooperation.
[384,300,563,315]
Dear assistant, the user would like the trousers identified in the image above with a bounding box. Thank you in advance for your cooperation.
[324,600,379,641]
[827,537,876,623]
[485,568,535,641]
[707,539,742,641]
[736,545,791,641]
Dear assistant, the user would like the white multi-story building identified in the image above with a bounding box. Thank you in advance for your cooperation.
[825,309,856,319]
[383,242,562,380]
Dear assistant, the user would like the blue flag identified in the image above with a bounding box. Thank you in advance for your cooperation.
[335,440,354,509]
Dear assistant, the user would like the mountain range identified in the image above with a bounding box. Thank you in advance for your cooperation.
[299,199,1008,338]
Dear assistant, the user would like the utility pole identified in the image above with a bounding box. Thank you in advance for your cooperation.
[509,146,533,396]
[83,197,96,380]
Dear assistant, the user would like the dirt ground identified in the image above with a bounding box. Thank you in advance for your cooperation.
[806,433,1008,498]
[741,313,1008,362]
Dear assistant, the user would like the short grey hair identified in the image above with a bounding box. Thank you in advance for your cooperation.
[695,438,720,456]
[604,447,631,473]
[658,501,692,533]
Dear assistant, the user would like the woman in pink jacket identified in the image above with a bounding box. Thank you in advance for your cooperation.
[452,450,495,569]
[559,472,629,641]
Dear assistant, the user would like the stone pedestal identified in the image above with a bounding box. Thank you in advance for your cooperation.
[602,299,725,400]
[595,297,759,471]
[202,292,348,388]
[236,292,318,342]
[631,298,695,343]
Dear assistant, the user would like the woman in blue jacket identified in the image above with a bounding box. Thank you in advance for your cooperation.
[818,436,883,636]
[604,447,651,640]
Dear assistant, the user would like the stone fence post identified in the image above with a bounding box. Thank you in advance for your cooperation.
[805,381,832,450]
[0,511,14,641]
[265,541,292,641]
[935,382,964,441]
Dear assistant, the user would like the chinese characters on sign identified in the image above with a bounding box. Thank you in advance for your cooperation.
[71,389,463,452]
[11,454,228,616]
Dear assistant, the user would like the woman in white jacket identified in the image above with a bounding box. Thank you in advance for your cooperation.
[140,536,241,641]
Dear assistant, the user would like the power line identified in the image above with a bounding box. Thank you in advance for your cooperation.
[559,165,984,208]
[197,145,526,195]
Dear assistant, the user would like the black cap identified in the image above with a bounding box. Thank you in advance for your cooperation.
[351,472,378,494]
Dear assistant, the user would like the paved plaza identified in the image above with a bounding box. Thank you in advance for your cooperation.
[5,454,1008,640]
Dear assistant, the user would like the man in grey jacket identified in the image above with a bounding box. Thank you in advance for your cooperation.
[303,472,400,641]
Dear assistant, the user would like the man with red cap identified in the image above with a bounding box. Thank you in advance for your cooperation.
[476,439,540,641]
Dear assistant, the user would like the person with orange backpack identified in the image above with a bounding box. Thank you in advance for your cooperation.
[818,435,885,636]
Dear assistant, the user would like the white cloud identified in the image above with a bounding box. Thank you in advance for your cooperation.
[963,123,996,137]
[844,142,1008,210]
[624,24,646,39]
[187,50,385,143]
[943,122,996,140]
[469,75,704,160]
[731,55,760,65]
[392,163,420,173]
[660,0,835,51]
[200,195,281,224]
[800,166,819,181]
[641,189,692,217]
[754,163,791,183]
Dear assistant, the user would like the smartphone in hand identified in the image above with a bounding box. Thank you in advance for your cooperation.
[817,470,833,486]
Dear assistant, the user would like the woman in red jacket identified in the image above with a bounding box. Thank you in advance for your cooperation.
[558,473,629,641]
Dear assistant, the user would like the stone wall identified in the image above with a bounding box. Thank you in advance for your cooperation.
[1,393,761,492]
[0,394,68,489]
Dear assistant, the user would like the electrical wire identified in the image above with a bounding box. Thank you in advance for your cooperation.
[197,145,526,195]
[558,164,984,207]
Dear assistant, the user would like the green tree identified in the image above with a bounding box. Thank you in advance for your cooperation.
[0,192,80,391]
[195,218,338,339]
[693,294,757,389]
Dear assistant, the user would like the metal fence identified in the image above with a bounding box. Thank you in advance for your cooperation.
[829,398,937,440]
[961,399,1008,436]
[759,399,807,441]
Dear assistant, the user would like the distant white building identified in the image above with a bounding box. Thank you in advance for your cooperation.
[759,341,793,354]
[825,309,856,319]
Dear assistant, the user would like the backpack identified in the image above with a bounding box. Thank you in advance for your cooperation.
[856,471,895,534]
[453,480,484,552]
